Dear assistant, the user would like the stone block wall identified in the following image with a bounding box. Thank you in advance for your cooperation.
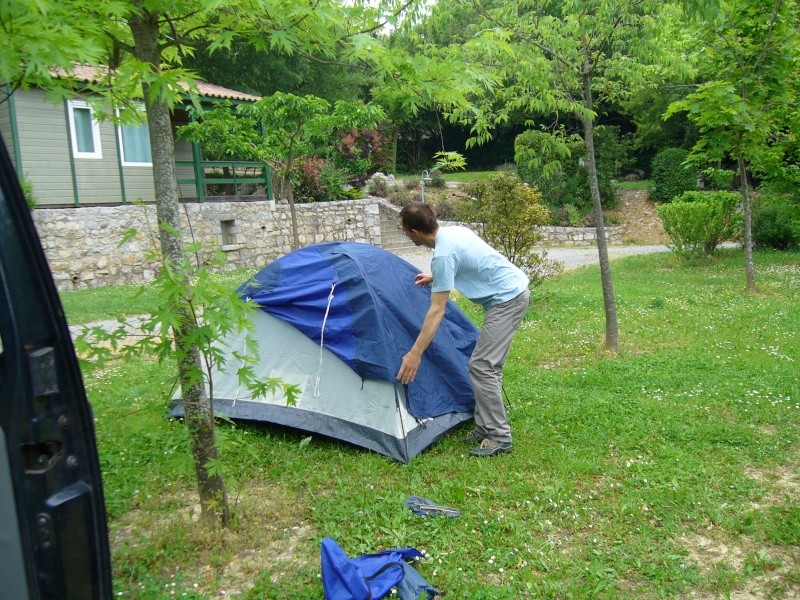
[538,225,624,246]
[33,195,622,292]
[34,197,382,291]
[439,222,623,246]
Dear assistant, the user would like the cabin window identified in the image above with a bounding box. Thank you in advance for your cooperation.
[116,108,152,166]
[67,100,102,159]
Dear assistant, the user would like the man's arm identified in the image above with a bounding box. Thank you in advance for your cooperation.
[396,291,450,384]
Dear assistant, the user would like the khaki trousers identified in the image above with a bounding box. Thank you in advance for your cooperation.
[469,289,530,444]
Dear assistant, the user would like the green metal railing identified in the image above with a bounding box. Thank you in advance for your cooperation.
[176,159,274,202]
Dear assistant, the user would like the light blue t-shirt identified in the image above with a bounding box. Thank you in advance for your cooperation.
[430,226,529,308]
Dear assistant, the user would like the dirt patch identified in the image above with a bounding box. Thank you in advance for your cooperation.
[110,482,313,596]
[680,460,800,599]
[611,189,671,245]
[744,463,800,508]
[681,532,799,599]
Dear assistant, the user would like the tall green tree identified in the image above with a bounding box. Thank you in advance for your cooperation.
[666,0,800,292]
[108,0,365,527]
[444,0,700,352]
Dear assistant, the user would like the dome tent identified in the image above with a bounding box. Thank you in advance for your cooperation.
[170,242,478,463]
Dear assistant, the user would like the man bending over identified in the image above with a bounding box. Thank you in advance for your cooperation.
[396,202,530,457]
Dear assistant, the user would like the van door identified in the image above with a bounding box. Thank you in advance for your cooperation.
[0,133,113,598]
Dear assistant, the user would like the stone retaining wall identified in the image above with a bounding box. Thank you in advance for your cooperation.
[34,197,381,291]
[539,224,624,246]
[33,196,622,291]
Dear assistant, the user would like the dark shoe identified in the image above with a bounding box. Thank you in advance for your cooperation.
[468,438,513,457]
[462,428,486,444]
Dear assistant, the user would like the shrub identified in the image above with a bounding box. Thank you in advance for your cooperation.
[367,176,389,197]
[318,161,351,200]
[293,158,361,201]
[550,203,587,227]
[428,169,447,188]
[460,172,560,285]
[752,195,800,250]
[387,185,417,207]
[21,176,36,210]
[650,148,696,202]
[339,187,365,200]
[293,158,325,202]
[404,178,421,191]
[656,191,742,257]
[335,128,385,186]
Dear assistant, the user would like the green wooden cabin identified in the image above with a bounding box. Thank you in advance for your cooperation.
[0,67,272,207]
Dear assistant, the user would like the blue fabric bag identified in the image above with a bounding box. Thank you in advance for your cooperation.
[321,537,439,600]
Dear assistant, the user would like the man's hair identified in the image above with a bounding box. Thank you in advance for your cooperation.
[399,202,438,233]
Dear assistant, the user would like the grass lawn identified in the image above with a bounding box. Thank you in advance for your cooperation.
[615,180,652,191]
[443,170,496,183]
[396,170,496,186]
[64,249,800,598]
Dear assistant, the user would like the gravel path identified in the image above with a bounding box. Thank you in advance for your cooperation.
[394,244,673,273]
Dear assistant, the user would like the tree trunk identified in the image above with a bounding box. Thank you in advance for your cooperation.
[285,156,300,249]
[580,69,619,353]
[738,152,757,292]
[129,10,229,527]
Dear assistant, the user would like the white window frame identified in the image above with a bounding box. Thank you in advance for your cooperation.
[67,100,102,159]
[115,106,152,167]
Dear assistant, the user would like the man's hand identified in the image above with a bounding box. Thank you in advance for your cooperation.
[414,273,433,287]
[397,291,449,385]
[396,350,422,384]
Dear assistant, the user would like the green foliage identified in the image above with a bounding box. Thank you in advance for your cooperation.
[20,176,36,209]
[460,172,561,285]
[650,148,697,202]
[331,129,385,187]
[664,0,799,189]
[184,39,366,102]
[700,166,736,191]
[433,150,467,172]
[339,187,365,200]
[295,159,362,202]
[752,195,800,250]
[656,191,742,257]
[621,87,698,174]
[428,169,446,188]
[516,126,622,216]
[367,176,389,197]
[386,182,418,207]
[180,94,385,199]
[553,203,584,228]
[0,0,107,93]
